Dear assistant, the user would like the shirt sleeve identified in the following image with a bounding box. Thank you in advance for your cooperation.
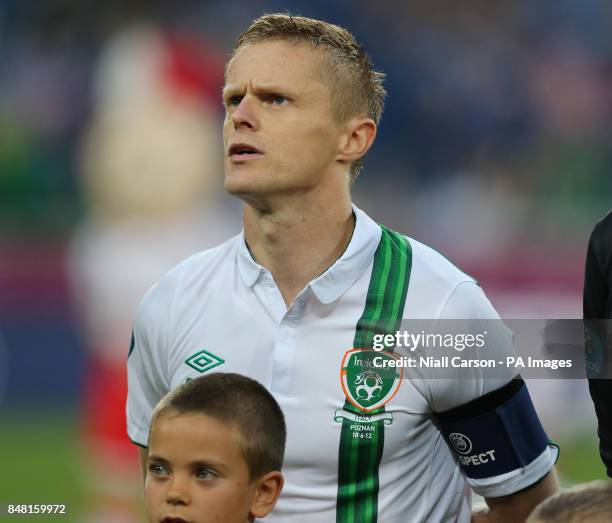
[413,280,557,497]
[412,280,518,412]
[126,281,172,447]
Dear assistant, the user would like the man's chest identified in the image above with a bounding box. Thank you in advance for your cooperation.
[167,286,363,394]
[165,288,431,468]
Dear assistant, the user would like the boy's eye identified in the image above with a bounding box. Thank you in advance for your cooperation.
[149,463,169,477]
[196,468,217,480]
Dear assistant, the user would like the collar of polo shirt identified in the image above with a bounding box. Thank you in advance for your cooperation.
[236,205,383,304]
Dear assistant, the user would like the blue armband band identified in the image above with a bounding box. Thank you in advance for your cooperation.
[437,378,550,480]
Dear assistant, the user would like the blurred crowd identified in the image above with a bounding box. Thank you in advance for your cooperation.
[3,2,612,220]
[1,2,611,313]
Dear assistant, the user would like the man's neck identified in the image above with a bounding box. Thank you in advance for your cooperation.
[243,195,354,307]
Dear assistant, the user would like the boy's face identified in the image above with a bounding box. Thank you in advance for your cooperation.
[145,412,258,523]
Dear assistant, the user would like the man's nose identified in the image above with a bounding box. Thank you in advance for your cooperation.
[231,96,259,131]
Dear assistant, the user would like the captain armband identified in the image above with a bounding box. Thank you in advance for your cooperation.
[436,377,558,480]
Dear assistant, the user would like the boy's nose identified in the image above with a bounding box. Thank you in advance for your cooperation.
[165,476,191,506]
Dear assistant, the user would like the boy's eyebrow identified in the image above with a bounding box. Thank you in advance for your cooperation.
[147,454,170,465]
[147,454,231,473]
[189,459,231,474]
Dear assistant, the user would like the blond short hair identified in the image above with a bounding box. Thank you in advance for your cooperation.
[528,480,612,522]
[230,13,386,180]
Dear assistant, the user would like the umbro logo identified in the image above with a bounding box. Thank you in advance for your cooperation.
[185,349,225,373]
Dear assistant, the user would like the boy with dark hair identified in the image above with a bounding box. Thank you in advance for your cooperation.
[144,373,285,523]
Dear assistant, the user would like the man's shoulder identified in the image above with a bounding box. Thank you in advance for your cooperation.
[385,231,482,319]
[403,234,475,288]
[138,234,240,311]
[173,233,239,276]
[374,218,473,288]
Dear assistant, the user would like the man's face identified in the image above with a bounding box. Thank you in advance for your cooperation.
[145,413,256,523]
[223,40,344,202]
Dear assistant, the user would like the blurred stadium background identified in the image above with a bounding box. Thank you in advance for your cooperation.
[1,0,610,521]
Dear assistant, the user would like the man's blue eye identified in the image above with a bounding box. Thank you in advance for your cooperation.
[272,96,286,105]
[229,96,242,106]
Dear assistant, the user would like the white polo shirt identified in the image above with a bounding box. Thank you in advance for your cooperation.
[127,206,556,522]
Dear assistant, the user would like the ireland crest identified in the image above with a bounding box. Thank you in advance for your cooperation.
[340,349,403,412]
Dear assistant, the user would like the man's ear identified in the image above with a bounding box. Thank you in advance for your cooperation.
[337,117,377,165]
[249,471,284,519]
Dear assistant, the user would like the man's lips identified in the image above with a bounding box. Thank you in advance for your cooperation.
[161,517,188,523]
[228,142,263,162]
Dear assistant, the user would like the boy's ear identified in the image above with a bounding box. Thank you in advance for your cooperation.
[336,117,377,165]
[249,471,284,519]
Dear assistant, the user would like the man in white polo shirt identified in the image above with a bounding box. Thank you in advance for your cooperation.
[127,14,557,522]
